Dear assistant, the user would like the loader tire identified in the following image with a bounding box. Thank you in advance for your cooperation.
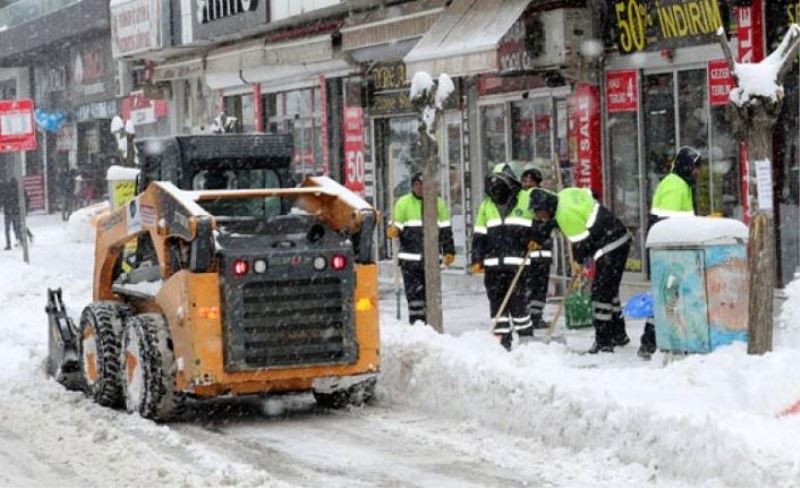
[122,314,183,422]
[79,302,128,407]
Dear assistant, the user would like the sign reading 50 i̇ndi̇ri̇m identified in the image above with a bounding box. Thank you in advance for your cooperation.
[611,0,725,54]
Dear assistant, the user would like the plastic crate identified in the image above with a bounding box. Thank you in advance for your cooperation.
[565,290,592,329]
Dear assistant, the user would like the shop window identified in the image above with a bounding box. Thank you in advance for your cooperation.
[264,88,323,177]
[480,104,507,172]
[608,109,642,272]
[222,96,244,133]
[643,72,676,204]
[511,98,554,186]
[677,69,710,215]
[778,70,800,285]
[709,105,741,218]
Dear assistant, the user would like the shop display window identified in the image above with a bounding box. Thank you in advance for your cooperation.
[263,88,323,177]
[608,109,642,272]
[480,104,507,172]
[511,98,554,185]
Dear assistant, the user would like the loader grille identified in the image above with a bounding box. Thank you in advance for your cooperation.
[224,276,357,370]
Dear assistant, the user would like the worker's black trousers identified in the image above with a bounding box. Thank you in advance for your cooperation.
[591,242,630,347]
[485,266,531,335]
[525,257,551,326]
[401,260,427,324]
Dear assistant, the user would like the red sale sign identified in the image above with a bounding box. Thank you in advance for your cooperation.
[0,99,36,152]
[568,83,602,198]
[605,70,638,113]
[708,60,734,107]
[343,106,365,195]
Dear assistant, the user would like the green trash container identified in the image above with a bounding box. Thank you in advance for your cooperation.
[565,283,592,329]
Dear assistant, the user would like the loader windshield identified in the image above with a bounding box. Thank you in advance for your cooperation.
[193,169,283,218]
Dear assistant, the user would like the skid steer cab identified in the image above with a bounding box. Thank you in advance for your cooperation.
[46,134,380,421]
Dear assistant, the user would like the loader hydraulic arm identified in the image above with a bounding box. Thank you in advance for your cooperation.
[93,181,214,301]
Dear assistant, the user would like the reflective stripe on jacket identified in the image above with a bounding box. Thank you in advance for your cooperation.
[391,193,455,261]
[472,189,533,267]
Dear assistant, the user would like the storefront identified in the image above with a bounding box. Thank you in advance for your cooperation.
[766,0,800,285]
[366,59,469,264]
[603,0,747,276]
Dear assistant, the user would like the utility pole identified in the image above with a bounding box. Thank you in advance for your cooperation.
[717,24,800,354]
[18,152,29,264]
[410,72,454,334]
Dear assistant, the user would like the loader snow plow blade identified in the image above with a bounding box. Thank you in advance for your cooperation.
[45,288,83,390]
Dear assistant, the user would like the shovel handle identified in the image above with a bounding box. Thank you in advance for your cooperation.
[545,272,583,340]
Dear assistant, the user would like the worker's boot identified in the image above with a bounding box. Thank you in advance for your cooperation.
[531,313,547,329]
[495,333,513,351]
[610,313,629,347]
[638,320,657,360]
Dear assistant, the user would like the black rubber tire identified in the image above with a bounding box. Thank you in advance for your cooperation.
[122,314,183,422]
[78,302,128,407]
[313,377,376,409]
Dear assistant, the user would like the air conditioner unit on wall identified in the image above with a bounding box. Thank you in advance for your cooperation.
[525,8,595,69]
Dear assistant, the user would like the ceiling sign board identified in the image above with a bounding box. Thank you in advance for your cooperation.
[0,99,36,153]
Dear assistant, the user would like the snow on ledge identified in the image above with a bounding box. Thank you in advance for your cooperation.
[106,165,140,181]
[646,216,748,248]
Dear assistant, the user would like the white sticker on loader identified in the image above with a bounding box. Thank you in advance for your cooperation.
[127,198,142,234]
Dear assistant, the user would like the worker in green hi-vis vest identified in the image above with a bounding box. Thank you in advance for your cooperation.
[530,187,631,354]
[471,163,536,351]
[639,146,701,359]
[387,172,456,325]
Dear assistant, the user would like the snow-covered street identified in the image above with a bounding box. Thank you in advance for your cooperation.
[1,215,799,487]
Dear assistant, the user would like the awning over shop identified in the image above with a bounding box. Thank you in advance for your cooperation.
[403,0,531,80]
[340,4,444,52]
[204,34,355,90]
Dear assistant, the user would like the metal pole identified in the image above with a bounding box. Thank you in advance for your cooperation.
[18,153,29,264]
[42,130,49,213]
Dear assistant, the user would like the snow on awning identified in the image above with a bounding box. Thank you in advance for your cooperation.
[403,0,531,80]
[204,35,355,90]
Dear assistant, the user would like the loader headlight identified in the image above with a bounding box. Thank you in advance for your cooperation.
[253,259,267,274]
[313,256,327,271]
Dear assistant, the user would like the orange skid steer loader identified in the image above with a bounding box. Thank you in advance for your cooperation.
[46,135,380,421]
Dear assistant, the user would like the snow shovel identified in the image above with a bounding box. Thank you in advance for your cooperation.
[540,271,584,345]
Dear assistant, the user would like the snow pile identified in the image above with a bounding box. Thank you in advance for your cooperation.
[379,320,800,487]
[777,278,800,348]
[646,216,748,247]
[66,201,110,243]
[0,216,292,487]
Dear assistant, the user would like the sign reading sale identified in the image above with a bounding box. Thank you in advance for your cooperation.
[343,106,365,195]
[568,83,602,198]
[0,99,36,152]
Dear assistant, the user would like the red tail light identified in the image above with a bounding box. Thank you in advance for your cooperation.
[232,259,249,277]
[331,255,347,271]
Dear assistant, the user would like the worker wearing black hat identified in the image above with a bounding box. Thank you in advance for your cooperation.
[530,187,631,354]
[639,146,702,359]
[387,172,456,324]
[519,168,551,332]
[471,164,536,350]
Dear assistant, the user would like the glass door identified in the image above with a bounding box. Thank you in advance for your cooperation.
[442,112,466,268]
